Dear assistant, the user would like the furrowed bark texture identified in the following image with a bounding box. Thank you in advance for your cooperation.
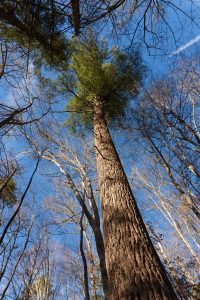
[93,96,178,300]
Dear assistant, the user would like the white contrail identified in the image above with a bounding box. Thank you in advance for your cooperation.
[171,34,200,55]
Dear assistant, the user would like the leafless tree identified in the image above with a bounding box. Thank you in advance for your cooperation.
[21,121,108,298]
[0,157,39,299]
[135,54,200,221]
[0,0,198,54]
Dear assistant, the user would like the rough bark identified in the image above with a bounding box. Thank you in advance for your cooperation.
[93,96,178,300]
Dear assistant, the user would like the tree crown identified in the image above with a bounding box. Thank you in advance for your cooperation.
[59,35,145,129]
[0,0,68,66]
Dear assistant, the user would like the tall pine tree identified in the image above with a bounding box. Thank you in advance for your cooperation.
[59,37,178,300]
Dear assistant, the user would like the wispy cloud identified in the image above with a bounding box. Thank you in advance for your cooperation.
[171,34,200,55]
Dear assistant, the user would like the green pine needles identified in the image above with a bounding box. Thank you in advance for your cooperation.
[59,35,145,130]
[0,177,17,206]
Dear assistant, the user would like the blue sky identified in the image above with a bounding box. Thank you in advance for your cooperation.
[1,1,200,296]
[1,0,200,228]
[2,0,200,236]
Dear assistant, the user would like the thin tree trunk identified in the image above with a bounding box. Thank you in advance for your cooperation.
[40,154,109,299]
[80,212,90,300]
[83,230,98,299]
[93,96,178,300]
[147,224,193,300]
[71,0,80,36]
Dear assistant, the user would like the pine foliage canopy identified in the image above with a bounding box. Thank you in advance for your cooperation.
[58,35,145,128]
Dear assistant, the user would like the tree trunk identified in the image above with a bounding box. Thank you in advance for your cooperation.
[83,230,98,299]
[41,155,109,299]
[93,96,178,300]
[71,0,80,36]
[80,212,90,300]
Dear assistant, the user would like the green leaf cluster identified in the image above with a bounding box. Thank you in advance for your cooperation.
[0,0,68,67]
[0,177,17,206]
[61,35,145,128]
